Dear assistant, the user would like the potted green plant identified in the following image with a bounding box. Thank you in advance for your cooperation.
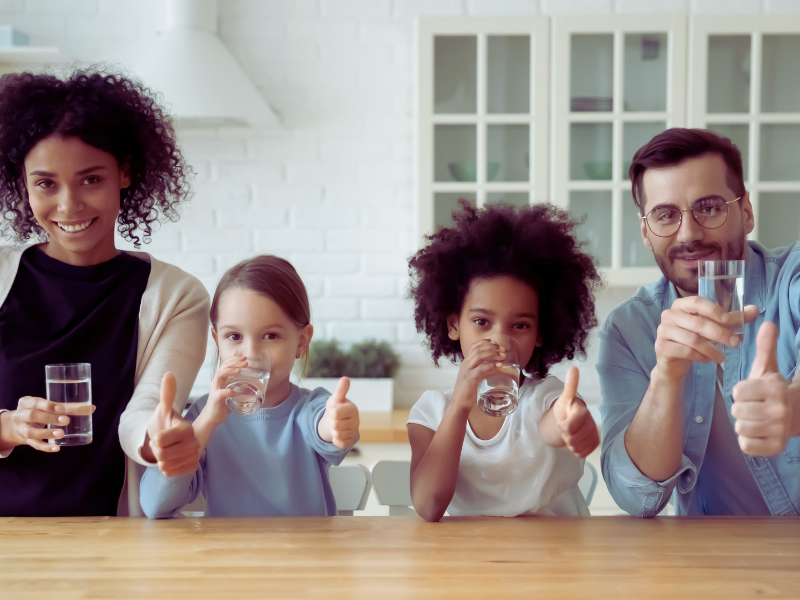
[301,339,400,412]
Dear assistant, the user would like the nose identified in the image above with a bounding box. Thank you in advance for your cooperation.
[56,184,86,217]
[674,209,704,245]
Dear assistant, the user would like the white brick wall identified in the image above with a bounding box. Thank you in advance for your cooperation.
[3,0,797,406]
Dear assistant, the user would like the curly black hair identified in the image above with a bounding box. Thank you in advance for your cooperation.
[408,201,603,379]
[0,67,191,247]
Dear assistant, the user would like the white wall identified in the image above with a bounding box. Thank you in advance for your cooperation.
[2,0,799,406]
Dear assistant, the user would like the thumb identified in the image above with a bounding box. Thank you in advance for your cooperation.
[328,376,350,405]
[159,372,178,417]
[558,367,580,408]
[749,321,780,379]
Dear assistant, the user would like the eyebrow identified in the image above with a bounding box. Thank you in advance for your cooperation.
[468,308,538,320]
[648,194,726,212]
[28,166,107,178]
[218,323,287,331]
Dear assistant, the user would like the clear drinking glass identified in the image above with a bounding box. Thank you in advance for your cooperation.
[477,335,521,417]
[224,346,271,416]
[45,363,92,446]
[698,260,745,346]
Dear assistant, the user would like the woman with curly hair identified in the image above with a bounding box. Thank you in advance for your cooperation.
[407,200,603,521]
[0,69,209,516]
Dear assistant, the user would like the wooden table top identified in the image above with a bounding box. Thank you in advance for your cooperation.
[1,516,798,600]
[358,409,410,443]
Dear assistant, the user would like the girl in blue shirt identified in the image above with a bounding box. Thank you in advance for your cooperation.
[140,255,360,518]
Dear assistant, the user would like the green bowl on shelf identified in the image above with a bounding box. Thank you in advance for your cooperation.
[448,161,500,182]
[583,161,613,180]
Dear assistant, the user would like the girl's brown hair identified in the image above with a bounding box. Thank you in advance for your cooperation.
[211,255,312,372]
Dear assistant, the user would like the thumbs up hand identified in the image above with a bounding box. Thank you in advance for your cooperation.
[144,373,201,477]
[552,367,600,458]
[732,322,793,456]
[318,377,360,449]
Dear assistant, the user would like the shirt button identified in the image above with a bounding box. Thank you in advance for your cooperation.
[695,416,704,424]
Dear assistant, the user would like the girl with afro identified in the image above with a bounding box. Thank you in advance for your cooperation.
[407,201,602,521]
[0,69,209,516]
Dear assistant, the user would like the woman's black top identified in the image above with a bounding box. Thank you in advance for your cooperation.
[0,247,150,516]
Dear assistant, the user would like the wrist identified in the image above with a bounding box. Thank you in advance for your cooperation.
[651,363,686,391]
[0,410,21,450]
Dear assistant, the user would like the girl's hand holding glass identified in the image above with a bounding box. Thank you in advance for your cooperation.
[451,339,506,411]
[1,396,93,452]
[318,377,360,449]
[551,367,599,459]
[205,355,247,423]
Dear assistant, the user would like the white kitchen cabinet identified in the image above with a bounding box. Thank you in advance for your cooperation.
[551,15,687,286]
[416,17,549,235]
[689,16,800,250]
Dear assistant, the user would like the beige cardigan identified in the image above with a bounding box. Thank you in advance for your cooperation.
[0,244,210,516]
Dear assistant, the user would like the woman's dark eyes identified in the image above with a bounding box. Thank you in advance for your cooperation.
[83,176,100,185]
[36,180,54,189]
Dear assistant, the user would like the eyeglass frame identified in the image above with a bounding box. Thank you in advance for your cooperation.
[639,195,744,238]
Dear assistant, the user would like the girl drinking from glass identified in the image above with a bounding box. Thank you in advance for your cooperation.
[407,201,602,521]
[140,255,360,518]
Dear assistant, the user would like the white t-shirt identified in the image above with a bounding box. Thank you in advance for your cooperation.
[407,376,589,517]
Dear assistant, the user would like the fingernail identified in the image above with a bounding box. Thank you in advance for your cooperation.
[50,446,59,452]
[730,336,740,347]
[54,405,64,413]
[59,416,69,424]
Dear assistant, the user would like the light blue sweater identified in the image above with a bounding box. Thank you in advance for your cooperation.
[140,384,354,518]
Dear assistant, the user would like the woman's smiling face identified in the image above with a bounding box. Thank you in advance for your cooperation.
[24,135,130,266]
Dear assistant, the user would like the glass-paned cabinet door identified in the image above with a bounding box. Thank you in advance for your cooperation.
[553,16,686,285]
[690,16,800,250]
[418,17,549,235]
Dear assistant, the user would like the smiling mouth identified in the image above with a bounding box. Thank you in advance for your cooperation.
[55,219,95,233]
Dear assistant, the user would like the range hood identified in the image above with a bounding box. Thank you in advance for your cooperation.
[136,0,279,128]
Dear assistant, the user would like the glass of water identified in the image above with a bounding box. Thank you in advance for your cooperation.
[45,363,92,446]
[223,346,271,416]
[477,335,522,417]
[698,260,745,345]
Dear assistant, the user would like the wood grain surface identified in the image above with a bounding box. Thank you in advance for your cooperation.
[1,516,798,600]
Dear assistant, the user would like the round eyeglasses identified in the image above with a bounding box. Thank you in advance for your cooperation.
[640,196,743,238]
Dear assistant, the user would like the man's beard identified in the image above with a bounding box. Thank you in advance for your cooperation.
[654,236,745,295]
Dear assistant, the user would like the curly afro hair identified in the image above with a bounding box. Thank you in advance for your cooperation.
[0,67,191,247]
[408,200,603,379]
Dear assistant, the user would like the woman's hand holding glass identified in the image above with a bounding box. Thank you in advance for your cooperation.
[0,396,96,453]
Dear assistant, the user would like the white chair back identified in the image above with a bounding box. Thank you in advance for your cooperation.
[579,461,598,505]
[329,464,373,516]
[370,460,416,516]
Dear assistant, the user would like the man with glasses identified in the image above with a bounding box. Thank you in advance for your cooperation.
[597,128,800,517]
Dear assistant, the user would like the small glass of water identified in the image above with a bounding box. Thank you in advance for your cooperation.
[477,335,522,417]
[45,363,92,446]
[224,347,271,416]
[698,260,745,346]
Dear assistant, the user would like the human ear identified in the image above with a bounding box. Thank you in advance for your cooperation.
[741,191,755,236]
[211,327,218,347]
[639,210,654,252]
[296,324,314,359]
[535,335,543,348]
[446,314,460,341]
[119,157,131,189]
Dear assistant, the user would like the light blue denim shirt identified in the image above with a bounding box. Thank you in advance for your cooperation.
[597,241,800,517]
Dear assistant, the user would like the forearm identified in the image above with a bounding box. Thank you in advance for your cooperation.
[0,410,20,452]
[624,366,685,482]
[538,407,566,448]
[411,402,470,522]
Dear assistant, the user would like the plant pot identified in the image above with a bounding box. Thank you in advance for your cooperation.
[300,377,394,413]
